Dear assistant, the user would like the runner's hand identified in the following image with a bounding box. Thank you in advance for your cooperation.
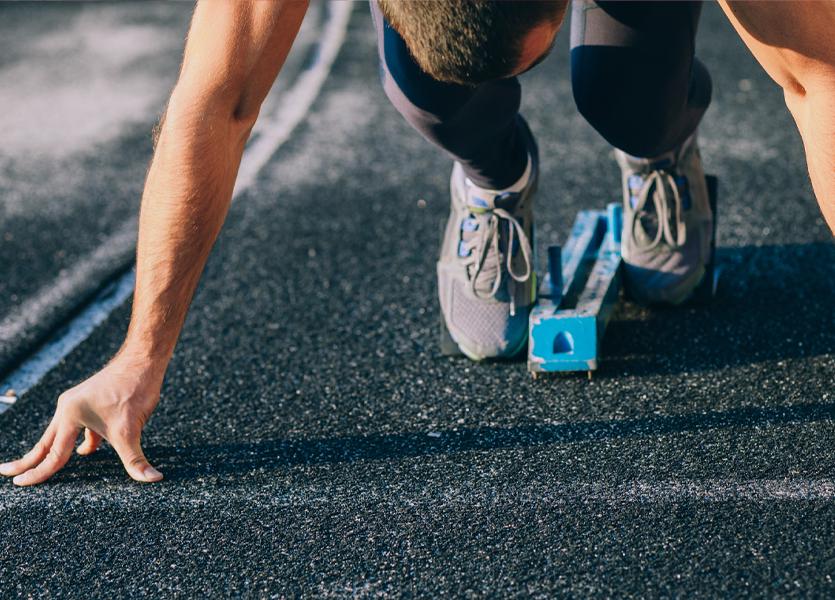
[0,356,164,486]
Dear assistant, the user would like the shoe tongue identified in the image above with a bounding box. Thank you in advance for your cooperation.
[466,188,499,213]
[466,189,519,214]
[472,249,501,296]
[464,161,530,213]
[622,150,676,173]
[636,193,661,243]
[463,190,520,298]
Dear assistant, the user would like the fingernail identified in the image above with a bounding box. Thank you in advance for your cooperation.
[0,463,12,476]
[12,475,25,486]
[143,466,163,481]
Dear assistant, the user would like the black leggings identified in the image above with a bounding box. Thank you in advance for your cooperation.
[371,0,712,189]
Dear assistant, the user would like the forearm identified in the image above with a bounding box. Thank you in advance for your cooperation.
[119,104,247,370]
[116,0,309,373]
[0,0,311,487]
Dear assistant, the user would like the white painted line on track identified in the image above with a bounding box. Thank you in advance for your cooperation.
[0,1,353,412]
[0,219,137,356]
[234,0,352,195]
[3,479,835,508]
[0,271,136,410]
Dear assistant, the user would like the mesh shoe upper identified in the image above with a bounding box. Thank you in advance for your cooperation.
[438,121,539,360]
[616,133,713,305]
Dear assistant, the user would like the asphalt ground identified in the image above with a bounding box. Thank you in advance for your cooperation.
[0,2,192,374]
[0,0,323,376]
[2,2,834,597]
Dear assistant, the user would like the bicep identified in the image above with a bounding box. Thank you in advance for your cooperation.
[719,1,835,233]
[173,0,310,123]
[718,1,835,95]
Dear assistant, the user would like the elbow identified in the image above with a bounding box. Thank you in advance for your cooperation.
[781,65,835,132]
[230,89,263,131]
[164,78,261,145]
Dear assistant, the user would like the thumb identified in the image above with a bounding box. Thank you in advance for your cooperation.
[110,431,163,483]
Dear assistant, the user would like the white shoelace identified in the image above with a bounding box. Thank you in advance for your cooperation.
[461,204,532,315]
[630,170,687,251]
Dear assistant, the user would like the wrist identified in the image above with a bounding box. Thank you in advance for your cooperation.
[110,342,171,384]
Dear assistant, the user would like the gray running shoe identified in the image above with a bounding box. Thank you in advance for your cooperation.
[438,124,538,360]
[615,132,714,305]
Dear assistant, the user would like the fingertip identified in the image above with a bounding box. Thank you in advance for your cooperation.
[1,462,26,478]
[127,464,163,483]
[142,466,163,483]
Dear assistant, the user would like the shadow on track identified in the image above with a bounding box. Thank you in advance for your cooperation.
[31,243,834,484]
[58,400,835,483]
[600,242,835,376]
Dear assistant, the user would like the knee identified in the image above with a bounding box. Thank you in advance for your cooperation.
[380,44,475,126]
[571,46,693,157]
[379,66,454,147]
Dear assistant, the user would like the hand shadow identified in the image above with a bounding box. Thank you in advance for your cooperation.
[43,242,834,484]
[58,399,835,483]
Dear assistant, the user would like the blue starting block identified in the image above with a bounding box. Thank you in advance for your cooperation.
[528,203,623,376]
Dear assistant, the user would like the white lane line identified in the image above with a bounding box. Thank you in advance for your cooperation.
[0,1,328,376]
[0,0,353,412]
[0,218,137,357]
[234,0,352,194]
[3,479,835,508]
[0,272,136,410]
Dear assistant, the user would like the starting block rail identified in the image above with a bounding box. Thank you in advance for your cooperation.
[528,204,623,375]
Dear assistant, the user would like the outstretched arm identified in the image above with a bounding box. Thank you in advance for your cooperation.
[0,0,309,486]
[719,0,835,233]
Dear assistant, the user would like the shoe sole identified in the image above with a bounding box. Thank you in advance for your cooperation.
[439,313,529,361]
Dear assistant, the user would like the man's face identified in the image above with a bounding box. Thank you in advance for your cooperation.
[511,17,563,77]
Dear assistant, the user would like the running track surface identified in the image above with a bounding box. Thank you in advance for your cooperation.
[1,3,834,596]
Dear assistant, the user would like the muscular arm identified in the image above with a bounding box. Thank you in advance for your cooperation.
[0,0,309,485]
[125,0,308,368]
[719,0,835,233]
